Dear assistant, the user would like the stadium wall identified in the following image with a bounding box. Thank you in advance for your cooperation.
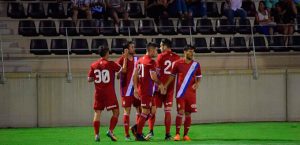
[0,69,299,128]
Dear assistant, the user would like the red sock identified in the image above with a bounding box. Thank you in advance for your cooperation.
[175,113,183,134]
[137,113,147,134]
[148,114,155,131]
[165,111,171,134]
[109,116,118,132]
[136,113,140,124]
[184,116,191,136]
[93,121,100,135]
[123,114,130,136]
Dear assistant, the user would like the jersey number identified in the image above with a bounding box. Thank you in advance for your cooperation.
[94,69,110,83]
[138,64,144,78]
[164,60,172,74]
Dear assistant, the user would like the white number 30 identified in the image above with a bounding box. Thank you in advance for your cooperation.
[94,69,110,83]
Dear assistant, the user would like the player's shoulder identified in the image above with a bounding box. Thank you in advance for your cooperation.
[174,58,184,64]
[90,59,100,68]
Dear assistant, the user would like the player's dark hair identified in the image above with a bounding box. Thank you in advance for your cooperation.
[98,46,109,57]
[161,38,172,48]
[183,45,196,51]
[146,42,158,51]
[122,41,134,52]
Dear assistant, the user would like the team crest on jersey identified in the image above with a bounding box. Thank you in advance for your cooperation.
[191,104,197,108]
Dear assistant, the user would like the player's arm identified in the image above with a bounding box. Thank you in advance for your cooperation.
[192,77,201,90]
[164,75,175,89]
[87,66,95,83]
[150,71,165,94]
[121,49,129,73]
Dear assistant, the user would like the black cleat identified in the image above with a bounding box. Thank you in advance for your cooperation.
[106,131,117,141]
[165,133,172,141]
[135,134,148,141]
[95,135,100,142]
[130,124,137,138]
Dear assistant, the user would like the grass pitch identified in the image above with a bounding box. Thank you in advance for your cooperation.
[0,122,300,145]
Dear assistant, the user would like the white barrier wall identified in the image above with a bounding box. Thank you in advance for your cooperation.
[0,69,299,128]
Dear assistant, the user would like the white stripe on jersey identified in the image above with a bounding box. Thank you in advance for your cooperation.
[176,62,198,98]
[125,56,138,96]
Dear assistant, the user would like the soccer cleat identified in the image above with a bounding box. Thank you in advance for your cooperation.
[135,134,148,141]
[165,133,172,141]
[174,134,181,141]
[125,135,131,141]
[95,134,100,142]
[130,124,137,138]
[106,131,117,141]
[183,135,191,141]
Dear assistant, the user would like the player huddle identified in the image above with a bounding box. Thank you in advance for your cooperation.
[88,39,202,142]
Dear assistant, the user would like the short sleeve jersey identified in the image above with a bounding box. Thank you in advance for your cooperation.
[171,59,202,98]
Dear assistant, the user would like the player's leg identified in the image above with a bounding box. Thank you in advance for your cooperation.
[147,105,156,138]
[174,98,185,141]
[136,107,150,140]
[183,112,192,141]
[164,106,172,140]
[107,108,119,141]
[93,110,102,142]
[123,107,131,140]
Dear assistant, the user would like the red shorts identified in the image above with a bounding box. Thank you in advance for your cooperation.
[154,90,174,108]
[140,95,155,109]
[121,96,141,108]
[176,96,197,113]
[94,93,119,111]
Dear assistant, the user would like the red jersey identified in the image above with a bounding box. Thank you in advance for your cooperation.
[171,59,202,99]
[136,55,156,97]
[156,50,180,86]
[116,55,138,97]
[88,58,122,96]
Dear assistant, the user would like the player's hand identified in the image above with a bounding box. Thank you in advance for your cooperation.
[159,84,166,95]
[192,83,199,90]
[134,90,140,100]
[124,49,129,58]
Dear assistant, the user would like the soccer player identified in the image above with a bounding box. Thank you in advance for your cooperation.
[88,47,122,142]
[133,42,165,141]
[164,45,202,141]
[148,39,180,140]
[116,41,141,140]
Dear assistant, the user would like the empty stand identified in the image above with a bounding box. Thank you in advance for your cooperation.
[229,37,249,52]
[210,37,229,52]
[59,20,78,36]
[288,36,300,51]
[51,39,68,55]
[99,20,117,36]
[196,18,215,34]
[177,18,196,35]
[216,19,236,34]
[158,18,176,35]
[138,19,157,35]
[119,20,137,35]
[249,36,269,52]
[133,38,147,54]
[7,2,27,18]
[192,37,210,53]
[18,20,38,36]
[79,20,99,36]
[39,20,59,36]
[30,39,50,55]
[71,39,91,54]
[172,38,187,53]
[111,38,128,54]
[269,36,289,52]
[237,19,251,34]
[91,39,109,54]
[27,3,46,18]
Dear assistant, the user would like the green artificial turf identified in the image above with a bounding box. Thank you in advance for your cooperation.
[0,122,300,145]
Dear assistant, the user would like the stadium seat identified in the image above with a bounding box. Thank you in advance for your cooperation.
[192,37,211,53]
[210,37,229,53]
[237,19,251,34]
[171,38,187,53]
[30,39,51,55]
[79,20,99,36]
[206,2,220,17]
[196,19,215,34]
[59,20,78,36]
[99,20,117,36]
[192,37,210,53]
[119,20,137,36]
[269,36,289,52]
[229,37,249,52]
[18,20,38,36]
[138,19,157,35]
[71,39,91,54]
[216,19,236,34]
[297,16,300,33]
[39,20,59,36]
[7,2,27,18]
[157,18,176,35]
[111,38,128,54]
[249,36,269,52]
[177,18,196,35]
[27,3,46,18]
[133,38,147,54]
[126,2,144,18]
[91,39,109,54]
[47,2,67,18]
[288,36,300,51]
[51,39,68,55]
[242,0,256,17]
